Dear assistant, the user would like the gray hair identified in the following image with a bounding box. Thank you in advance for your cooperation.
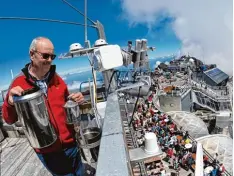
[29,37,49,53]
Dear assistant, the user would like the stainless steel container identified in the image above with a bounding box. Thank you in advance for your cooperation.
[76,114,102,164]
[77,127,102,163]
[13,88,57,149]
[64,100,80,124]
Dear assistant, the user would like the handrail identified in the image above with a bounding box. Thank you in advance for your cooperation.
[79,79,102,92]
[193,89,232,112]
[191,80,230,100]
[193,94,218,113]
[192,86,230,101]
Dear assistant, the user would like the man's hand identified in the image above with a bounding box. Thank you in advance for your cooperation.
[8,86,24,106]
[68,92,84,104]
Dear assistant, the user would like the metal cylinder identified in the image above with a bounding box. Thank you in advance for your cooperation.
[77,127,102,163]
[140,39,148,68]
[64,100,80,125]
[134,39,142,69]
[13,89,57,149]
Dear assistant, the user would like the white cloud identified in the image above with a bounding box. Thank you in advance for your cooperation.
[58,66,91,76]
[0,84,10,91]
[120,0,233,75]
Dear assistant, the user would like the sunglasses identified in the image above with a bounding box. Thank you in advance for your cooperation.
[34,51,56,60]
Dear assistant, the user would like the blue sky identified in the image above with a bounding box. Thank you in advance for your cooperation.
[0,0,181,89]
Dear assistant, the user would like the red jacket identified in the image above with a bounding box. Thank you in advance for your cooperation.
[2,64,76,154]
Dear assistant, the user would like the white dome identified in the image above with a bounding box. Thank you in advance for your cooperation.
[165,61,169,65]
[189,58,194,62]
[167,111,209,138]
[196,134,233,174]
[94,39,108,46]
[69,43,83,51]
[156,61,161,66]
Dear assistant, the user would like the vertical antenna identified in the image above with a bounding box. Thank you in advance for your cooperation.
[84,0,87,42]
[10,69,14,79]
[202,47,205,64]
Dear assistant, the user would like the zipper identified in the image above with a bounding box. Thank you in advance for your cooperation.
[46,87,63,147]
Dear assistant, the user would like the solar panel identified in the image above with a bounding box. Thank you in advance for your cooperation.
[205,68,229,84]
[206,68,220,77]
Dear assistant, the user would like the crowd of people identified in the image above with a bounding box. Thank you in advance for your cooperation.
[132,92,226,176]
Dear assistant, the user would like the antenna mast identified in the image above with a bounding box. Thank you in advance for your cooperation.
[61,0,96,25]
[84,0,87,42]
[10,69,14,80]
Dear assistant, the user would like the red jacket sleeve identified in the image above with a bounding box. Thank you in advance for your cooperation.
[2,93,18,124]
[1,78,21,124]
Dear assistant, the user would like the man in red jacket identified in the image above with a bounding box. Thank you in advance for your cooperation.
[2,37,84,176]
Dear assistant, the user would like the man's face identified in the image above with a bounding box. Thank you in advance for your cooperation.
[30,38,55,73]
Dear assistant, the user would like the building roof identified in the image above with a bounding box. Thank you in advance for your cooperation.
[167,111,209,138]
[204,68,229,84]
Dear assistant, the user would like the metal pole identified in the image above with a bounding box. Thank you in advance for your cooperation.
[84,0,87,42]
[10,69,14,80]
[61,0,96,25]
[103,69,117,94]
[94,20,117,93]
[95,21,106,40]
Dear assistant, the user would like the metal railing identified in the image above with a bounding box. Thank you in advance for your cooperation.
[194,90,232,112]
[96,93,131,176]
[122,100,148,176]
[191,80,231,100]
[193,87,230,101]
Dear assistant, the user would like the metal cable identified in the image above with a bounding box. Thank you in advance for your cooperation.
[0,17,96,28]
[128,86,142,126]
[61,0,96,25]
